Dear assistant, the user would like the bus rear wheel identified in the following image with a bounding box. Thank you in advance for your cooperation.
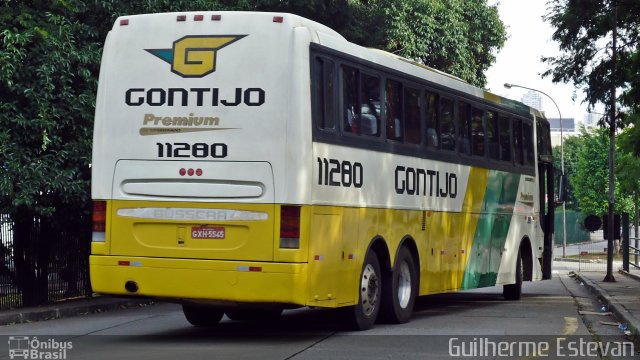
[503,247,523,301]
[182,305,224,327]
[380,246,417,323]
[340,251,381,331]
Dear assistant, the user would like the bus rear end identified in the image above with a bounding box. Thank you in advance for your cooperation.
[90,12,317,313]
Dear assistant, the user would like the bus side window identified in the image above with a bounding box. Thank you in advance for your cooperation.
[424,91,439,148]
[313,57,335,130]
[512,118,523,165]
[458,102,471,155]
[404,87,421,144]
[471,107,485,157]
[440,98,455,151]
[361,73,381,137]
[385,79,403,141]
[498,114,512,162]
[342,65,360,134]
[523,121,535,166]
[486,110,499,160]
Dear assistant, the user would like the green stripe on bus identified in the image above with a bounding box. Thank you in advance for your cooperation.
[461,170,521,289]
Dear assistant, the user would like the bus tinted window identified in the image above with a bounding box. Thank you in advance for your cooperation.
[537,120,552,159]
[513,118,523,165]
[499,114,511,162]
[471,107,484,157]
[385,79,402,141]
[342,66,380,136]
[342,66,359,134]
[361,73,381,137]
[404,87,421,144]
[313,57,335,130]
[486,110,498,160]
[458,102,471,155]
[523,121,535,166]
[425,91,439,148]
[440,98,455,151]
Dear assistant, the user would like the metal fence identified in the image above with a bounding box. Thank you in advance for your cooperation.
[557,211,637,272]
[0,214,91,310]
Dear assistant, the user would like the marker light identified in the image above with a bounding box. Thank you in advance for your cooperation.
[194,15,204,21]
[273,16,284,23]
[279,205,300,249]
[211,14,222,21]
[119,19,129,26]
[177,15,186,22]
[92,201,107,242]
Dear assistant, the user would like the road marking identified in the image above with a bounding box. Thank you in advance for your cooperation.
[562,316,579,335]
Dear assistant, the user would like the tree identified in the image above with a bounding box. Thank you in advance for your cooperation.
[543,0,640,117]
[346,0,506,87]
[569,126,633,217]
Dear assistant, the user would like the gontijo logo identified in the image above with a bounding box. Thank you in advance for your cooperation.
[146,35,246,78]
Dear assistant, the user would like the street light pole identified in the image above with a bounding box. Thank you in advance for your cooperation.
[504,83,567,258]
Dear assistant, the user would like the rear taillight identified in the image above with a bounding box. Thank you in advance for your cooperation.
[92,201,107,242]
[279,205,300,249]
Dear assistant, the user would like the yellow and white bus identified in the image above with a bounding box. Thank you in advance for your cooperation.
[90,11,556,330]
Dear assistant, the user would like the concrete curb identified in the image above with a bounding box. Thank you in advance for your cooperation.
[0,296,155,326]
[573,272,640,342]
[618,269,640,282]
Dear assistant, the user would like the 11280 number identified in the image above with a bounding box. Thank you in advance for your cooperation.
[156,142,227,158]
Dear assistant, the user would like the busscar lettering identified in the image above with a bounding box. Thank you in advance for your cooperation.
[125,87,265,107]
[395,165,457,198]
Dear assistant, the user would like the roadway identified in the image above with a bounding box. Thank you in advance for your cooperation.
[0,262,634,359]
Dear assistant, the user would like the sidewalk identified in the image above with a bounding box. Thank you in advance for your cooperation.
[574,269,640,342]
[0,295,154,326]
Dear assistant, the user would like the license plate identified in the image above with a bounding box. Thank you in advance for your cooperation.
[191,226,225,239]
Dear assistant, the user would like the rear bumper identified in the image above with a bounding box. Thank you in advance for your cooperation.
[90,256,308,306]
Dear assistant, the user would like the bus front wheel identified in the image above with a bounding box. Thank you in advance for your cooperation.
[182,305,224,327]
[380,246,418,323]
[503,247,523,301]
[341,251,382,330]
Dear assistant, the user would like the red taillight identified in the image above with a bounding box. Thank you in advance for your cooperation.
[280,206,300,239]
[92,201,107,242]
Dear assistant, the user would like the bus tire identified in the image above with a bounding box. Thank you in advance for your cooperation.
[503,247,523,301]
[182,305,224,327]
[225,308,283,322]
[380,246,417,324]
[340,251,382,331]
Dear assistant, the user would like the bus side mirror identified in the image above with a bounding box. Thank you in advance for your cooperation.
[557,173,567,204]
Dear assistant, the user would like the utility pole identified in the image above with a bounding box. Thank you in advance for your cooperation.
[604,0,617,282]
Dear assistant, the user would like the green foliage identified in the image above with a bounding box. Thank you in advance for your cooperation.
[553,136,581,210]
[567,126,633,217]
[346,0,506,87]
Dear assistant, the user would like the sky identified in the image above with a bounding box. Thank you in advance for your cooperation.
[485,0,604,124]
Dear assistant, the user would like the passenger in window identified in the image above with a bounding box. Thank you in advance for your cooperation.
[360,103,378,136]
